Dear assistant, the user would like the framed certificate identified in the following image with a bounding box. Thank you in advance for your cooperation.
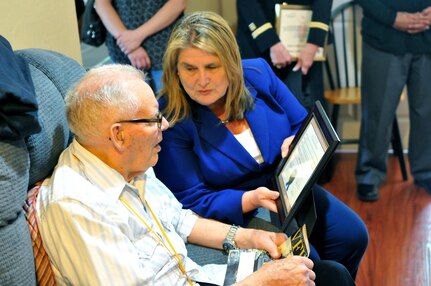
[273,101,339,234]
[275,3,325,61]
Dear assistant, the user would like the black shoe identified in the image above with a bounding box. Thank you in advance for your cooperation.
[414,179,431,195]
[356,184,379,202]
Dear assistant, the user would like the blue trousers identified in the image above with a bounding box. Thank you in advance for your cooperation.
[150,69,163,94]
[308,185,368,279]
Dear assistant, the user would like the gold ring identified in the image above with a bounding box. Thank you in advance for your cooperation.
[275,64,283,69]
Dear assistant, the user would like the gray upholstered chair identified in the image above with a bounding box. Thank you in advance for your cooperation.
[0,48,85,285]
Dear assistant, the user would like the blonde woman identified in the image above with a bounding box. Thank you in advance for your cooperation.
[154,11,368,280]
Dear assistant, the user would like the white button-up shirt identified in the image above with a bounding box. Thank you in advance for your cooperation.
[36,139,225,285]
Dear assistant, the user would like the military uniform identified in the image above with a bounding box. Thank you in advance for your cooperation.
[236,0,332,111]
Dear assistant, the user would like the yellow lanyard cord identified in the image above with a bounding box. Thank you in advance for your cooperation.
[120,197,194,285]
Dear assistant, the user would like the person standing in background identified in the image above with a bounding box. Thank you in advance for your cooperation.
[236,0,332,111]
[355,0,431,201]
[94,0,187,92]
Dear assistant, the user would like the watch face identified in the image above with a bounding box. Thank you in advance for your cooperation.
[223,241,236,253]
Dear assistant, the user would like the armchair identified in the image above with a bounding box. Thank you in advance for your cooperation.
[0,48,85,285]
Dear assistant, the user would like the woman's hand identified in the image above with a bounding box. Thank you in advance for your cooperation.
[281,135,295,158]
[127,47,151,70]
[242,187,279,213]
[116,29,143,55]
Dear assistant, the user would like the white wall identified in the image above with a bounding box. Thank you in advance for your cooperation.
[0,0,82,64]
[186,0,237,28]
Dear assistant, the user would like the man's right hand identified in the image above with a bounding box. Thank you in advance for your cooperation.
[270,42,292,69]
[236,256,316,285]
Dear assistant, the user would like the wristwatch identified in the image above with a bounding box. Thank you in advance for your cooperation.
[222,225,239,254]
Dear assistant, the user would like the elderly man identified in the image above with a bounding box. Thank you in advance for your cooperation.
[35,64,353,285]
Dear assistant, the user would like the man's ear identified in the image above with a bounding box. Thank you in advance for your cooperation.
[110,123,125,151]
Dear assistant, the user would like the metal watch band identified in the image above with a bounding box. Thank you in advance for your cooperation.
[223,224,239,253]
[226,225,239,241]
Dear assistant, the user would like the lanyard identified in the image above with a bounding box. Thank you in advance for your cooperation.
[120,197,194,285]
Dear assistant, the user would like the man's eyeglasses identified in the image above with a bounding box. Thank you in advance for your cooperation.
[117,112,163,129]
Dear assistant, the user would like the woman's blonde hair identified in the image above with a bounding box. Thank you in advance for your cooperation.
[159,11,254,126]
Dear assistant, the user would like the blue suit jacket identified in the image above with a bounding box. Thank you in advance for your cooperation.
[154,58,307,226]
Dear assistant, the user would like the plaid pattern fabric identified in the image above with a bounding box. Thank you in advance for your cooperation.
[23,183,56,286]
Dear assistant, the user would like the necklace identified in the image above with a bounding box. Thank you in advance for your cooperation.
[221,118,231,124]
[120,197,194,285]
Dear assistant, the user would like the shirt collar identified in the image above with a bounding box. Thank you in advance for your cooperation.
[69,139,147,202]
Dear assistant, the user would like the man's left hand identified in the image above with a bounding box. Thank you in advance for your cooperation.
[293,43,319,75]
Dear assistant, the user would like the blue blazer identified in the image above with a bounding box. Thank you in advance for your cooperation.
[154,58,307,226]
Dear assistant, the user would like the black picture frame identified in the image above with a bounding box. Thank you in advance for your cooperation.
[274,101,340,235]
